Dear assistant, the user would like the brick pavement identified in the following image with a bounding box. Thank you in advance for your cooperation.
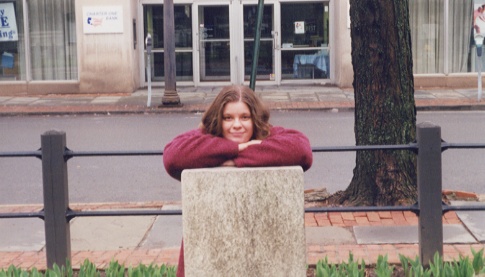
[1,199,485,271]
[304,210,485,265]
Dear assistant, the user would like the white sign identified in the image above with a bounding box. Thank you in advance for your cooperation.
[83,6,124,34]
[0,2,18,41]
[294,21,305,34]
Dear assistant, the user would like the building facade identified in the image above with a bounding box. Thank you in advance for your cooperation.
[0,0,482,95]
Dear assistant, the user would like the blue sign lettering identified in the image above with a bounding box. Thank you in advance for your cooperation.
[1,16,9,27]
[0,8,9,28]
[1,30,16,39]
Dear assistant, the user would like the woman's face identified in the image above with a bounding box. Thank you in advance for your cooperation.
[222,101,254,143]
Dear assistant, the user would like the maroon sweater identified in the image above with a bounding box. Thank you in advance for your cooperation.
[163,126,313,181]
[163,126,313,277]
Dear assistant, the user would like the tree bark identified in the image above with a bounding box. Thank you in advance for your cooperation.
[335,0,417,206]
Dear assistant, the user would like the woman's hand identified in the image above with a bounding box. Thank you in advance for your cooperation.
[221,160,236,167]
[220,140,261,167]
[222,140,261,167]
[238,140,262,152]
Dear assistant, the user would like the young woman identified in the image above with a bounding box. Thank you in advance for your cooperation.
[163,85,313,277]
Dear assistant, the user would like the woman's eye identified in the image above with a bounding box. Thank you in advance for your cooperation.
[242,115,251,120]
[223,116,232,121]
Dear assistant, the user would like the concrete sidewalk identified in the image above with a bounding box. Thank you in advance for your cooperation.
[0,191,485,270]
[1,86,485,116]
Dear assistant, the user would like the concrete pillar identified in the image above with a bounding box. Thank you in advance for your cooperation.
[181,166,306,277]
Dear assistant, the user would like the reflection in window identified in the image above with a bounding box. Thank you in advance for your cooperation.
[282,49,329,79]
[144,4,193,81]
[28,0,77,80]
[150,52,193,82]
[0,0,24,81]
[198,5,230,81]
[280,2,329,80]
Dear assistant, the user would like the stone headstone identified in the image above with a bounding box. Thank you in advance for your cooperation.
[182,166,306,277]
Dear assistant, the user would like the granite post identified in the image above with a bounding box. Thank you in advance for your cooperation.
[181,166,306,277]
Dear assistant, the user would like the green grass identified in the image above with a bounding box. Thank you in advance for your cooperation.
[0,260,176,277]
[314,248,485,277]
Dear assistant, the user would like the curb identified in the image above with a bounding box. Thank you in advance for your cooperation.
[2,101,485,117]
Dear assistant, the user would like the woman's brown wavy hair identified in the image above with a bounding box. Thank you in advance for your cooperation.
[201,85,271,140]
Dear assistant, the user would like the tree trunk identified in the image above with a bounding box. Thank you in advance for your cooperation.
[336,0,417,206]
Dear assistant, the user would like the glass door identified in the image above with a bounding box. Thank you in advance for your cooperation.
[197,5,231,82]
[194,2,277,85]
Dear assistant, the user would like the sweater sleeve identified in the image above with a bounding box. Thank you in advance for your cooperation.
[163,129,239,180]
[233,126,313,171]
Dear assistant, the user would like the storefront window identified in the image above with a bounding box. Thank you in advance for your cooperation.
[448,0,474,73]
[0,0,24,81]
[409,1,445,74]
[28,0,77,80]
[144,4,193,82]
[410,0,481,74]
[280,2,329,80]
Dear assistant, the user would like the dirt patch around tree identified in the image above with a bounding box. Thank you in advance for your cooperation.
[304,188,479,208]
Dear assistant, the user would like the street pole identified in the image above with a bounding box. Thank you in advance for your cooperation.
[249,0,265,91]
[476,34,483,102]
[474,1,484,102]
[162,0,181,106]
[145,34,153,107]
[478,57,482,102]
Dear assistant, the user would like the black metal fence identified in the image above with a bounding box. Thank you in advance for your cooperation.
[1,122,485,268]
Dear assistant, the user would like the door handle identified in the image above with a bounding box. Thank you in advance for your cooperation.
[272,31,279,50]
[196,32,199,51]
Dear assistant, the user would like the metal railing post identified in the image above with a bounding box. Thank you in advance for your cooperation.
[416,122,443,266]
[41,130,71,268]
